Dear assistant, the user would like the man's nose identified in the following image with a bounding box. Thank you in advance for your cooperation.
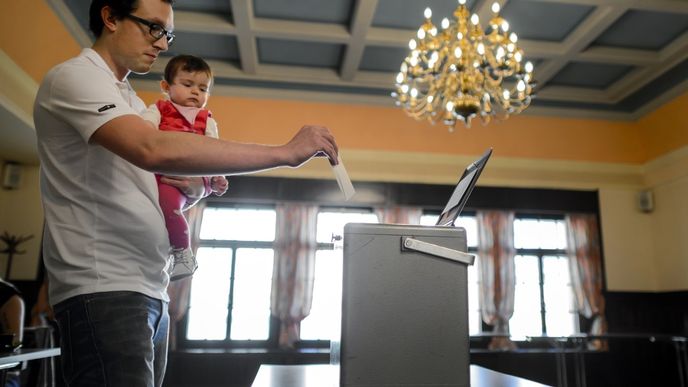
[153,37,168,52]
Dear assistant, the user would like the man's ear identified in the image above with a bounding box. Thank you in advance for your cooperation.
[101,6,118,33]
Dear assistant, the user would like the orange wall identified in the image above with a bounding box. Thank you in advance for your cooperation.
[637,93,688,160]
[139,91,647,163]
[1,1,82,83]
[4,0,686,165]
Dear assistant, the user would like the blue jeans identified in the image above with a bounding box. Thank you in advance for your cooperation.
[54,291,169,387]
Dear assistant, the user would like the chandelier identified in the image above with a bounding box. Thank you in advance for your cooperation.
[392,0,536,131]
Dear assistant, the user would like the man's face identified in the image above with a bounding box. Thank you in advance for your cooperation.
[113,0,174,76]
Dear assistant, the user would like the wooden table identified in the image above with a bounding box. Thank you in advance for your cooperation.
[251,364,551,387]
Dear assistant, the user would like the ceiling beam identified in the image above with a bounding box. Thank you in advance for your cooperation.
[534,5,627,88]
[253,18,350,43]
[174,11,236,35]
[340,0,378,81]
[607,30,688,102]
[230,0,258,75]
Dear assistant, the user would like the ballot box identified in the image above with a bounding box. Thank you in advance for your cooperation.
[339,223,473,387]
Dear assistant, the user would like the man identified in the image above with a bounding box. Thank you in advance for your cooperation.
[33,0,339,386]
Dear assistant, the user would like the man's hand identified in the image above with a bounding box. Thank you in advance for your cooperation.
[282,125,339,167]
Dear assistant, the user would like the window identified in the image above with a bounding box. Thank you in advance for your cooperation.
[185,207,276,343]
[419,214,481,335]
[509,217,578,338]
[300,210,378,341]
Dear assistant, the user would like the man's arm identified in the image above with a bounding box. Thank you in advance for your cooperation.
[90,114,338,176]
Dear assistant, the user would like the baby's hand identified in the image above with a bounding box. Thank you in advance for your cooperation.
[211,176,229,196]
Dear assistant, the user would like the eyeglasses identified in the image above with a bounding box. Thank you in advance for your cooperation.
[125,14,175,46]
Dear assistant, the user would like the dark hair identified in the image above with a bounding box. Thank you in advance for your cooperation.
[89,0,174,38]
[164,55,213,86]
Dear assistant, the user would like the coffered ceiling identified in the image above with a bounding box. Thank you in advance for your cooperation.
[46,0,688,121]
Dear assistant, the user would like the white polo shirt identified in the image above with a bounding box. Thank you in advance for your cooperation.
[34,48,170,305]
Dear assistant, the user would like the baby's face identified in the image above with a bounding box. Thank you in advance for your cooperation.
[167,70,211,108]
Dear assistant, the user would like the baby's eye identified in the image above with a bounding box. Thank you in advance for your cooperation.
[200,88,208,92]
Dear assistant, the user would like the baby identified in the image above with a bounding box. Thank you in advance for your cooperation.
[142,54,228,281]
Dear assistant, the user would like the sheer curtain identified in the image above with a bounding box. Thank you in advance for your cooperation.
[167,200,206,350]
[566,213,607,350]
[477,210,517,350]
[375,206,422,225]
[270,203,319,348]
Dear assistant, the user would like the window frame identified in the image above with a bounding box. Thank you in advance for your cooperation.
[297,206,378,348]
[177,204,280,350]
[511,214,580,337]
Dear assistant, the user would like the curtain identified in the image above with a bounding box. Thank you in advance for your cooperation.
[167,200,206,350]
[566,213,608,350]
[375,206,422,225]
[270,203,319,348]
[477,210,517,350]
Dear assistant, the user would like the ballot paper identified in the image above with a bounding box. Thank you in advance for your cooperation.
[332,155,355,200]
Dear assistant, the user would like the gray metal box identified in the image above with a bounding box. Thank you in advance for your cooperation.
[340,223,471,387]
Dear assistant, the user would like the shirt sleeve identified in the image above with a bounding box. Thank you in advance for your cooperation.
[141,103,162,126]
[205,117,219,139]
[41,63,140,143]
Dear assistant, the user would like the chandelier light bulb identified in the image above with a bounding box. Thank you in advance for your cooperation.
[517,80,526,92]
[514,52,522,62]
[501,21,509,31]
[503,90,510,100]
[491,2,500,13]
[446,101,454,111]
[509,32,518,43]
[427,95,434,102]
[417,28,425,39]
[454,47,462,58]
[430,27,437,36]
[424,8,432,19]
[496,46,505,60]
[396,72,404,83]
[400,62,408,72]
[409,39,417,50]
[457,32,463,40]
[471,14,479,25]
[507,43,515,52]
[477,43,485,55]
[409,56,418,66]
[401,84,409,93]
[410,88,418,98]
[459,0,466,5]
[525,61,534,72]
[441,18,450,29]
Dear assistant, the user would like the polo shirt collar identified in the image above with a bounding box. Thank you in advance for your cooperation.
[80,48,134,91]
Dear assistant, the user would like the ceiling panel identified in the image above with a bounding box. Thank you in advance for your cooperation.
[169,32,240,62]
[257,38,344,69]
[359,46,408,73]
[548,62,635,89]
[592,10,688,50]
[175,0,232,13]
[254,0,354,25]
[500,0,595,42]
